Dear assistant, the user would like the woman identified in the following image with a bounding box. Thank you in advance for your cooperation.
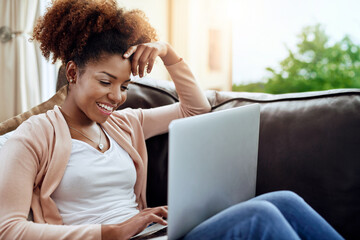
[0,0,344,239]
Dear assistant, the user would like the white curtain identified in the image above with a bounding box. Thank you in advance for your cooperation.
[37,0,57,103]
[0,0,55,122]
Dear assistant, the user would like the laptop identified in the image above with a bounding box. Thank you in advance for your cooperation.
[132,103,261,240]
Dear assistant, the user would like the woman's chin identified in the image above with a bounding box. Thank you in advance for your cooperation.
[95,115,110,124]
[88,111,111,124]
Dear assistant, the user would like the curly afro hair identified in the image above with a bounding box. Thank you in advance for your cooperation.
[32,0,158,67]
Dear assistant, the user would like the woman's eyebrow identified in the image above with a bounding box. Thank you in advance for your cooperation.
[99,71,117,79]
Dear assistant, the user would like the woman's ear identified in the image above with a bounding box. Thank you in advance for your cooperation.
[66,61,78,84]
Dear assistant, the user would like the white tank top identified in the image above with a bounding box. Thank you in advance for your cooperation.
[51,130,139,225]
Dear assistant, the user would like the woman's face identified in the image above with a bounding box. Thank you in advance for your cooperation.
[67,54,131,123]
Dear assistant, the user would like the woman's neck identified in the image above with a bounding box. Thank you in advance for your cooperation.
[60,98,95,128]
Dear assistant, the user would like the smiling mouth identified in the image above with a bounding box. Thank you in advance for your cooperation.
[96,102,115,115]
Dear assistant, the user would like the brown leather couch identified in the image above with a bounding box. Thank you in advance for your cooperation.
[1,77,359,239]
[120,78,360,240]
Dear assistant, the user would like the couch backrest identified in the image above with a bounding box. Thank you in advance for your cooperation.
[119,80,360,240]
[212,90,360,240]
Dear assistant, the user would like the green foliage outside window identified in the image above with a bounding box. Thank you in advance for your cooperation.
[232,24,360,93]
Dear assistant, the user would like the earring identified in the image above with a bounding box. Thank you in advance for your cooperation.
[69,78,74,83]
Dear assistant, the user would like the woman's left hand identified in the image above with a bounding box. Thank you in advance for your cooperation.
[123,41,181,77]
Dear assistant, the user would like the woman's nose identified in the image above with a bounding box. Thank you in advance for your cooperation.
[108,87,123,103]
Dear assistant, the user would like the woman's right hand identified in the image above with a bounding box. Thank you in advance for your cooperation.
[123,41,181,78]
[101,206,168,240]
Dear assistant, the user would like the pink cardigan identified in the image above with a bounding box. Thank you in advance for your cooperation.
[0,60,211,240]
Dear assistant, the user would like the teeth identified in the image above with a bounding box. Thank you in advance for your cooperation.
[97,103,113,112]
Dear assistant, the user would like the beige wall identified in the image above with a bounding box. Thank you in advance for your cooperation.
[117,0,171,81]
[170,0,232,91]
[118,0,232,91]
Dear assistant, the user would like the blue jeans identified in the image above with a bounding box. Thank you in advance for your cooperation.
[183,191,344,240]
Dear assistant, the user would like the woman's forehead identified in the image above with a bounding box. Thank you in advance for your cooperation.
[84,54,131,76]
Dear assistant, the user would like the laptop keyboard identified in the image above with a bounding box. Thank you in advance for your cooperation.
[131,223,168,239]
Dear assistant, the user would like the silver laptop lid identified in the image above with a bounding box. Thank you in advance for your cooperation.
[168,103,260,240]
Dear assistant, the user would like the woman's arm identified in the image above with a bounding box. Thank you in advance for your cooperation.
[0,119,101,240]
[123,42,211,139]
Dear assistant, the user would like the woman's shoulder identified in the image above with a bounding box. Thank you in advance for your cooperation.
[15,107,64,137]
[22,109,55,126]
[0,110,59,158]
[105,108,145,133]
[110,108,142,122]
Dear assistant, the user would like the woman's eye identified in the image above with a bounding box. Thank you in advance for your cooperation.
[121,86,129,91]
[100,81,111,86]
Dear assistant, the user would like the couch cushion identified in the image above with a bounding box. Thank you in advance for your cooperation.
[0,86,68,135]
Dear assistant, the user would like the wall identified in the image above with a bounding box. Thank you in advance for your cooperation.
[170,0,232,91]
[117,0,171,81]
[118,0,232,91]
